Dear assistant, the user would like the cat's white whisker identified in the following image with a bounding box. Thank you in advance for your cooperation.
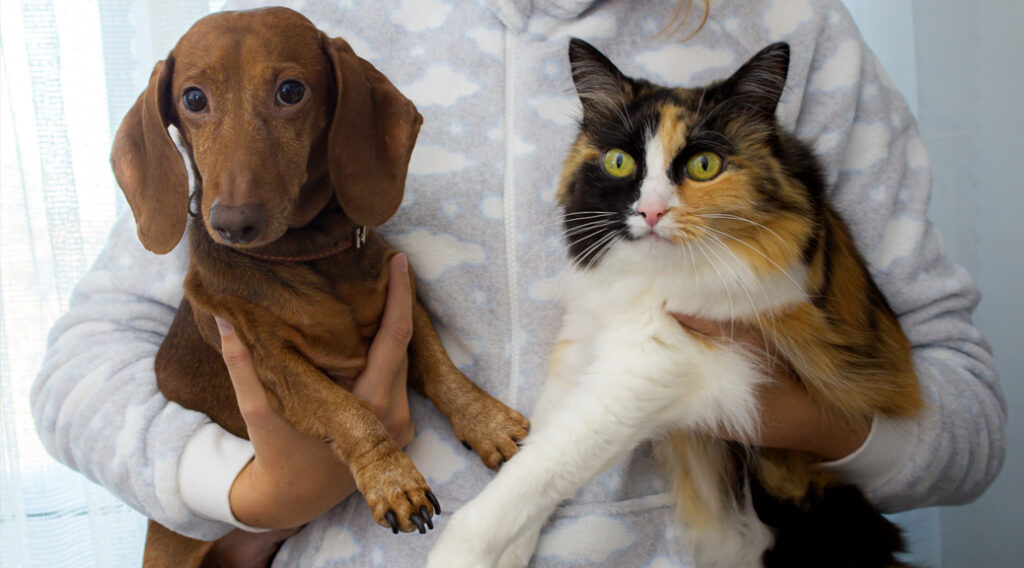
[564,224,615,246]
[560,210,619,218]
[521,216,618,268]
[693,238,736,325]
[685,240,701,299]
[697,227,774,354]
[533,211,618,230]
[694,87,707,120]
[592,235,623,271]
[696,231,752,339]
[699,224,808,301]
[573,230,620,271]
[563,219,618,236]
[699,213,790,248]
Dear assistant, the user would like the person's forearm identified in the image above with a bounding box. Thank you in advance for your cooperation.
[229,458,357,529]
[31,214,236,540]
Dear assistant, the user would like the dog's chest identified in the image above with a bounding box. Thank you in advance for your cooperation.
[189,248,392,389]
[267,260,389,386]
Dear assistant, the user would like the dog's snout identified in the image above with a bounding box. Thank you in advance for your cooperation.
[210,203,266,245]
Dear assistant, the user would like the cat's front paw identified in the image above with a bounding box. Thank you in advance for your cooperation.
[427,509,502,568]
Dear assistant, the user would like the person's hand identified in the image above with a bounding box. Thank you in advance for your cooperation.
[221,253,416,530]
[350,254,415,448]
[672,314,870,461]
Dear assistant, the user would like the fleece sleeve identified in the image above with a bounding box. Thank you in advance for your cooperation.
[30,213,250,539]
[768,1,1005,511]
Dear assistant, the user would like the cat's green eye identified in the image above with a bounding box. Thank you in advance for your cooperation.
[685,152,723,181]
[602,149,636,178]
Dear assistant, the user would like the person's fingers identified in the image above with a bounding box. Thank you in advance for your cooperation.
[671,312,766,352]
[216,317,275,430]
[359,255,414,393]
[672,313,727,337]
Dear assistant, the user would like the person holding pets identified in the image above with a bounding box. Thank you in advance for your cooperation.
[33,0,1004,566]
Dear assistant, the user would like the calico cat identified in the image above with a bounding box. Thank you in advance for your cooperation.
[427,39,922,568]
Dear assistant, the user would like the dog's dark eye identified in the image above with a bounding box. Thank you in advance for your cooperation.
[182,88,208,112]
[277,80,305,105]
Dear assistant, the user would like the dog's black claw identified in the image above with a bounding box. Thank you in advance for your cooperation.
[385,510,398,534]
[461,440,472,451]
[426,491,441,515]
[420,506,434,530]
[410,513,427,534]
[498,458,506,468]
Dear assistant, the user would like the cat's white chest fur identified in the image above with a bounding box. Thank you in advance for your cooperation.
[427,240,788,568]
[566,236,807,321]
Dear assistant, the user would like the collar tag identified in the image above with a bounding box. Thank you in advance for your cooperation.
[355,226,367,249]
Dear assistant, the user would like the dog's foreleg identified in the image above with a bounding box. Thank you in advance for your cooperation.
[246,342,437,534]
[408,299,530,469]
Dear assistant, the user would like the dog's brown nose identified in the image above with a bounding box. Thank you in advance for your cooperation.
[210,202,266,245]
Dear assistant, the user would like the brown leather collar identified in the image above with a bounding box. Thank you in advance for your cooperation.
[234,202,365,263]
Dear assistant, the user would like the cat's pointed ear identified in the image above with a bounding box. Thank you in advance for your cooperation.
[720,42,790,118]
[568,38,632,118]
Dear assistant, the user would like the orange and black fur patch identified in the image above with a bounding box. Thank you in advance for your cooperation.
[561,38,921,567]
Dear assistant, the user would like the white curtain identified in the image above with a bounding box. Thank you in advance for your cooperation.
[0,2,221,566]
[0,0,983,566]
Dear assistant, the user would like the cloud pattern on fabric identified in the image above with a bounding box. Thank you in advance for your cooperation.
[390,0,453,32]
[311,526,361,565]
[536,515,636,563]
[809,40,861,92]
[527,95,579,126]
[386,230,486,280]
[408,144,474,176]
[763,0,813,39]
[401,64,480,107]
[408,428,469,485]
[635,45,735,85]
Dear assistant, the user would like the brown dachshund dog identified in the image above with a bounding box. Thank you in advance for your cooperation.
[110,7,529,567]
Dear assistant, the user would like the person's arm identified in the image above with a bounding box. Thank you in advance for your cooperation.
[31,213,234,540]
[671,315,872,462]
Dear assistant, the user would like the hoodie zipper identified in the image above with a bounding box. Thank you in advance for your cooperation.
[503,28,522,408]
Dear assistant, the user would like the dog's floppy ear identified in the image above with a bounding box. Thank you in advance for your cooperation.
[110,59,190,254]
[324,37,422,228]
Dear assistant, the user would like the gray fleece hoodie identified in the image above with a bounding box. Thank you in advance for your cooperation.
[32,0,1004,566]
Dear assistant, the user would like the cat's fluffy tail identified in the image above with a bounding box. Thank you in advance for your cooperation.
[659,432,912,568]
[656,432,774,568]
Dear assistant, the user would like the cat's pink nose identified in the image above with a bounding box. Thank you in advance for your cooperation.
[638,205,668,228]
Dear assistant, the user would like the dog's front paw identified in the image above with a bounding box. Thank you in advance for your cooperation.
[427,509,502,568]
[351,447,439,534]
[450,390,530,470]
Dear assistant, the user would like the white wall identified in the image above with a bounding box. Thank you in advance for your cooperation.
[911,1,1024,566]
[847,1,1023,566]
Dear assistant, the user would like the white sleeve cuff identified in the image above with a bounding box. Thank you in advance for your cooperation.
[818,415,919,492]
[178,422,268,533]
